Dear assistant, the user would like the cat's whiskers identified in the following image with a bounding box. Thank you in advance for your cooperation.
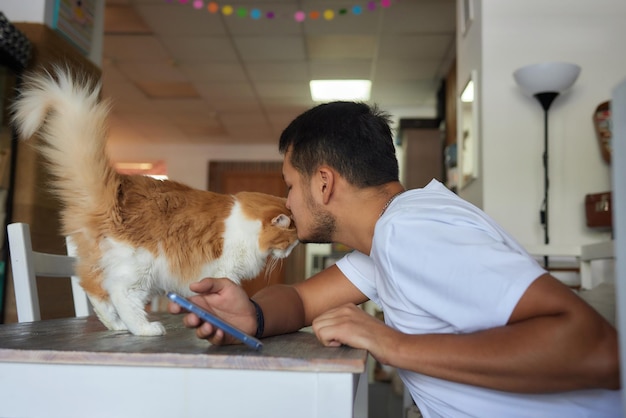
[264,256,282,282]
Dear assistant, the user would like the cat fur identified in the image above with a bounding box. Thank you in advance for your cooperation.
[11,67,299,336]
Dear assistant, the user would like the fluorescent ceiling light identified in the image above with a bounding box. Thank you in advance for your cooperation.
[310,80,372,102]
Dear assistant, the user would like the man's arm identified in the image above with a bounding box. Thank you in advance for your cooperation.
[171,264,367,344]
[254,264,369,336]
[313,273,620,392]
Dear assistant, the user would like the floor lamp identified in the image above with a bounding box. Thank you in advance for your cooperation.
[513,62,581,268]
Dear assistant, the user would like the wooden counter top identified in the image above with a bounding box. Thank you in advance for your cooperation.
[0,313,367,373]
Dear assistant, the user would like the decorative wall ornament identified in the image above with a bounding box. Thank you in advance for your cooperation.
[165,0,394,22]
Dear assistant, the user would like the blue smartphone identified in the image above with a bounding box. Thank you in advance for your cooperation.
[167,292,263,351]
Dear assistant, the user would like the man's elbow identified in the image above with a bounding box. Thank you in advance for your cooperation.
[587,325,621,390]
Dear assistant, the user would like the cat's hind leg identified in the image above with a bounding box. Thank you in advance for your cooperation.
[78,269,127,331]
[108,285,166,336]
[99,241,166,335]
[88,295,128,331]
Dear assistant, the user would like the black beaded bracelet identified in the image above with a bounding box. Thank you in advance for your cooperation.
[249,298,264,339]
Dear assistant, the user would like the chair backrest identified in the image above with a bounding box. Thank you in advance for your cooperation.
[7,222,92,322]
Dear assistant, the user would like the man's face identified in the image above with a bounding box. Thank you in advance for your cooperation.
[282,152,335,244]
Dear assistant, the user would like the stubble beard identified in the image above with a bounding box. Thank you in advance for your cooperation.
[300,190,336,244]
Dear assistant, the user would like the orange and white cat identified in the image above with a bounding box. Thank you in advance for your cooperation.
[11,67,299,336]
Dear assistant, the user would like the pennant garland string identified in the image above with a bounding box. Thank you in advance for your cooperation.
[165,0,395,22]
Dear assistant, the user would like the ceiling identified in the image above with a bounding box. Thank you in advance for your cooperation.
[101,0,456,145]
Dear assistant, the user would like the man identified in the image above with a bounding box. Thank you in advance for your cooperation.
[171,102,620,416]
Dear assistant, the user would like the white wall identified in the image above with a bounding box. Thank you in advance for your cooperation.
[457,0,625,252]
[105,108,435,192]
[456,0,483,207]
[1,0,51,22]
[106,142,283,191]
[611,78,626,408]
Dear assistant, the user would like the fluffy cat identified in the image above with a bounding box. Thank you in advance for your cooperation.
[11,67,299,336]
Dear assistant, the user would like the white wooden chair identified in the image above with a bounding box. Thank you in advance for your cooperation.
[7,222,92,322]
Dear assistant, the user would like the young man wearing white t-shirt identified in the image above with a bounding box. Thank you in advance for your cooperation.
[172,102,620,417]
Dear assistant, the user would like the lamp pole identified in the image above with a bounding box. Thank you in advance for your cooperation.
[513,62,581,270]
[533,92,559,268]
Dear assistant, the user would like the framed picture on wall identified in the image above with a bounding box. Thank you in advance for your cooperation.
[52,0,97,55]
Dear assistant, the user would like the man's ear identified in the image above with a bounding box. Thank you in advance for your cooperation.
[318,166,334,204]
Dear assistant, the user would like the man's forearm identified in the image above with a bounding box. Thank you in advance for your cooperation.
[252,284,306,337]
[383,314,620,393]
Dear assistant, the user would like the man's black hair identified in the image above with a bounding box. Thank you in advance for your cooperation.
[278,101,399,187]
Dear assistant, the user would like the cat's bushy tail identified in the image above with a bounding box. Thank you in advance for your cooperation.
[11,66,120,231]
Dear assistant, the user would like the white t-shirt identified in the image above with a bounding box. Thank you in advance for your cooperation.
[335,179,620,417]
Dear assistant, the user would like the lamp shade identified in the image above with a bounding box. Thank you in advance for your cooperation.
[513,62,581,95]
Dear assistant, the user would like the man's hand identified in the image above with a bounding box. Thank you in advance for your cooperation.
[168,278,257,345]
[312,303,399,363]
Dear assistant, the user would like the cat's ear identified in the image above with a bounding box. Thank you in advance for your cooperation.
[272,213,292,228]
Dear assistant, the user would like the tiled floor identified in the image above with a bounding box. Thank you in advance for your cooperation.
[368,382,404,418]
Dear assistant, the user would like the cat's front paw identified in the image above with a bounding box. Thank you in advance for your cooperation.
[132,321,166,336]
[110,322,129,331]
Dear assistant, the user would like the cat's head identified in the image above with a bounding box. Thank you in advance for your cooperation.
[235,191,299,259]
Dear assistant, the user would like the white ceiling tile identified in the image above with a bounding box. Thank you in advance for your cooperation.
[378,34,455,60]
[374,60,442,81]
[308,59,373,79]
[149,99,216,115]
[178,63,248,82]
[160,36,239,63]
[307,35,377,60]
[175,122,227,137]
[104,35,170,61]
[254,81,310,99]
[115,61,188,82]
[266,109,308,131]
[195,82,257,100]
[136,4,228,36]
[225,125,276,141]
[102,0,456,145]
[234,36,306,61]
[220,111,269,127]
[134,81,201,99]
[101,60,128,83]
[215,102,265,113]
[113,113,185,142]
[382,0,456,33]
[245,61,309,82]
[102,80,149,104]
[104,5,152,34]
[261,96,316,108]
